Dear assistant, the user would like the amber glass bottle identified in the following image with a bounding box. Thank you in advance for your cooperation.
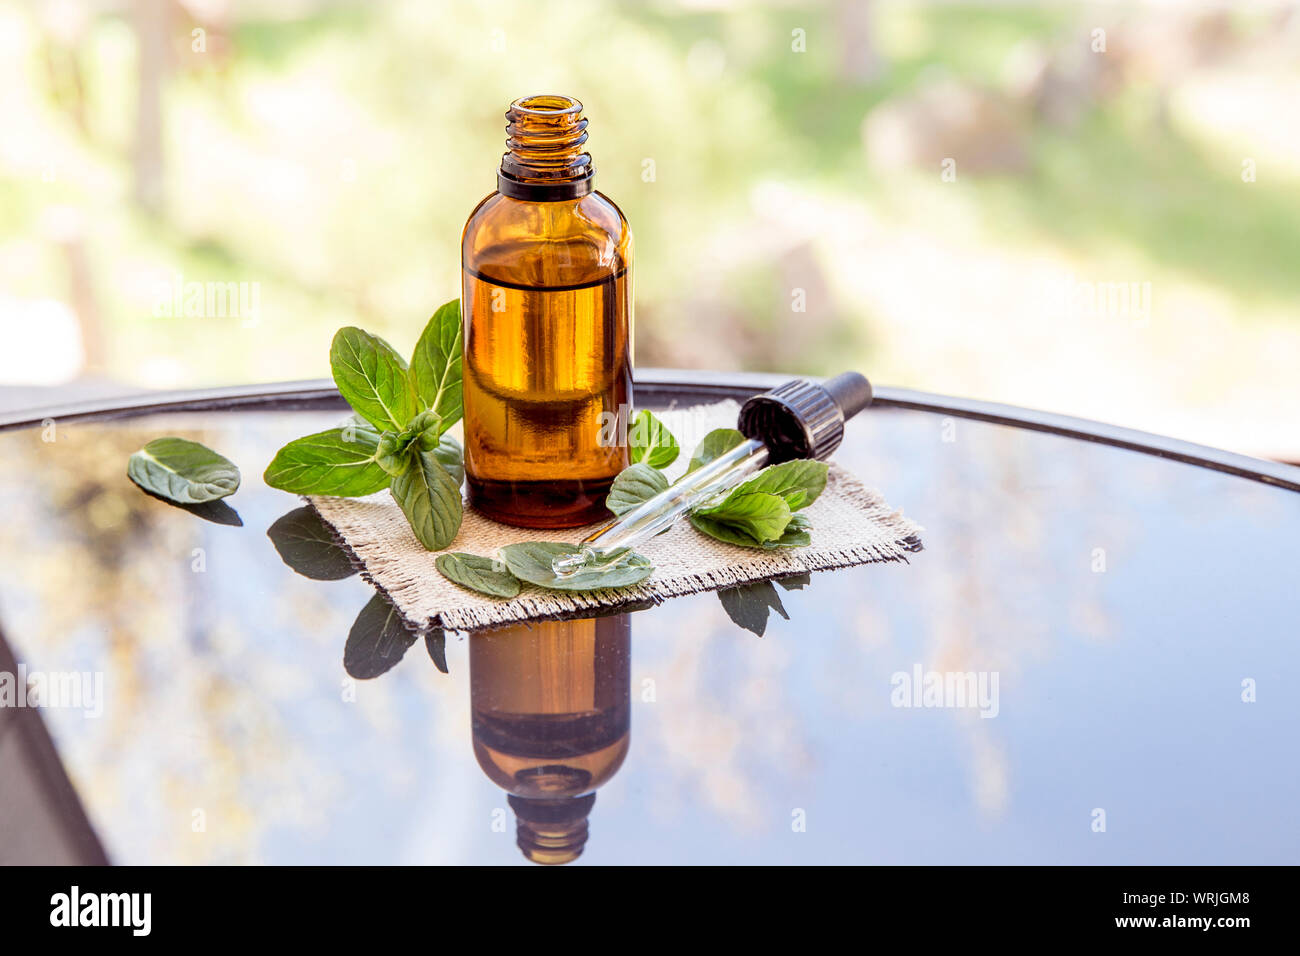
[461,95,633,528]
[470,614,631,865]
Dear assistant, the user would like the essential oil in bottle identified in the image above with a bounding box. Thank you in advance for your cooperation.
[461,94,633,529]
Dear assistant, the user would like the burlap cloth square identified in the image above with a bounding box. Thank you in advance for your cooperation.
[310,401,922,631]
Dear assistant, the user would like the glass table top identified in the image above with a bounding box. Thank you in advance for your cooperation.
[1,392,1297,865]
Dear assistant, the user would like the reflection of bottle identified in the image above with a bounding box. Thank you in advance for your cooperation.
[461,94,633,529]
[470,614,630,865]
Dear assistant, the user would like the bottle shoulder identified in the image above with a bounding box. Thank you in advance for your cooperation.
[462,190,632,286]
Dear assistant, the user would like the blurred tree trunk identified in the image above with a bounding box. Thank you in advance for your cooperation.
[133,0,168,214]
[836,0,879,84]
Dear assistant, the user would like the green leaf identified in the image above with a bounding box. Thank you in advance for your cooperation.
[770,512,813,548]
[331,326,419,432]
[693,491,792,544]
[425,629,449,674]
[266,506,356,580]
[718,581,789,637]
[605,463,670,516]
[375,431,410,477]
[689,513,765,548]
[629,410,679,468]
[435,552,521,598]
[500,542,654,592]
[429,433,465,487]
[378,410,446,477]
[726,459,829,511]
[127,437,241,504]
[403,408,443,440]
[692,510,811,551]
[343,594,416,680]
[686,428,747,474]
[390,449,463,550]
[264,427,390,496]
[410,300,463,427]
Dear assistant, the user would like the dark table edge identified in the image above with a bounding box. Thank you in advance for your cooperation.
[3,368,1298,493]
[0,624,111,865]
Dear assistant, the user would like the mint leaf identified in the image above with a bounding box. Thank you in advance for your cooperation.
[629,410,678,468]
[726,459,828,511]
[606,462,669,516]
[425,629,449,674]
[687,514,765,548]
[267,506,356,581]
[718,580,789,637]
[686,428,747,474]
[331,327,419,432]
[390,448,462,550]
[771,512,812,548]
[691,506,812,550]
[410,300,463,427]
[500,542,654,592]
[404,408,444,441]
[693,491,792,544]
[429,433,465,487]
[375,431,411,477]
[435,552,521,598]
[344,594,416,680]
[127,437,240,504]
[376,410,445,477]
[264,427,390,496]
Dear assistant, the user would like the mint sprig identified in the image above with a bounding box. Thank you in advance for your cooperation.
[264,300,467,551]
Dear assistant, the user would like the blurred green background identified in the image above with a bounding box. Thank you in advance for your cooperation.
[2,0,1298,456]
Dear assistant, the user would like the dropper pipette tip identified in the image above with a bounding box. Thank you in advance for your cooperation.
[551,548,595,577]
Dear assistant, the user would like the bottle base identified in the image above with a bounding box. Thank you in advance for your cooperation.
[467,476,617,529]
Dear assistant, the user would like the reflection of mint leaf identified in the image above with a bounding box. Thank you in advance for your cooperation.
[718,581,789,637]
[629,410,679,468]
[500,542,653,592]
[343,594,415,680]
[331,327,419,432]
[390,449,462,551]
[264,428,390,496]
[410,300,463,427]
[435,552,520,598]
[267,506,356,581]
[606,463,669,516]
[425,629,449,674]
[686,428,746,474]
[127,437,240,504]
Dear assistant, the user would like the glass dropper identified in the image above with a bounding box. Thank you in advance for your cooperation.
[550,371,875,579]
[551,437,769,576]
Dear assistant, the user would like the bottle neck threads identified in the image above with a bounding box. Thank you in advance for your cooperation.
[498,94,595,201]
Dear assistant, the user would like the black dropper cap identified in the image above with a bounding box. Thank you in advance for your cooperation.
[737,371,873,464]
